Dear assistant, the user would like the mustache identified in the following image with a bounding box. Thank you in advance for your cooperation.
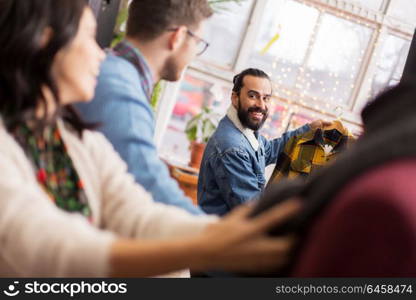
[247,106,268,114]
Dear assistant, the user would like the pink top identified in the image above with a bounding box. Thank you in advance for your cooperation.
[292,159,416,277]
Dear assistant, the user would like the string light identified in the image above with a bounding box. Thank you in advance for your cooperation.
[262,0,406,133]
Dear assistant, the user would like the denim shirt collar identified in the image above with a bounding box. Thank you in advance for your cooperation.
[226,105,259,151]
[112,40,154,101]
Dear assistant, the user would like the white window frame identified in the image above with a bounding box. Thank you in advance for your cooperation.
[155,0,415,143]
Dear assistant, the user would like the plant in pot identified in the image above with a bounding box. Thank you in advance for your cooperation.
[185,106,220,169]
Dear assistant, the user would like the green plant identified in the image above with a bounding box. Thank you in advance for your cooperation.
[110,0,129,48]
[150,81,164,110]
[185,106,220,143]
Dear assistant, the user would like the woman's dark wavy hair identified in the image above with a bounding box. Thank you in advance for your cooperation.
[0,0,93,135]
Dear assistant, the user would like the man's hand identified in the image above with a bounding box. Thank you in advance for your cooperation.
[309,119,333,130]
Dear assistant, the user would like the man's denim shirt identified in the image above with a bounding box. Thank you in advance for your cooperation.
[197,106,310,216]
[76,43,203,215]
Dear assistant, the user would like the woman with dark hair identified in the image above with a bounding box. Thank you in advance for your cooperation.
[0,0,298,277]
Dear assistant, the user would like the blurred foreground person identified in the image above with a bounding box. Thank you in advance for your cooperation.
[0,0,299,277]
[253,82,416,277]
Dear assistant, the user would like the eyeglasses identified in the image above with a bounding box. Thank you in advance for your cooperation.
[167,27,210,56]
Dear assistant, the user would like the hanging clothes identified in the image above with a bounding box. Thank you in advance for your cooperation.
[268,121,354,185]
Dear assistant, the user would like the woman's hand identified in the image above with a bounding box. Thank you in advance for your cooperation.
[110,199,301,277]
[192,199,301,273]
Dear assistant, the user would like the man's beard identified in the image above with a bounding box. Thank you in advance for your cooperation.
[237,98,269,131]
[161,56,182,82]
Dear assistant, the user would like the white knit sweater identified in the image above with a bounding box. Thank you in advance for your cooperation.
[0,119,216,277]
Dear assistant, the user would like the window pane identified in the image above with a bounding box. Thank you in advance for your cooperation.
[388,0,416,25]
[348,0,384,11]
[287,112,313,131]
[201,0,254,68]
[161,73,230,164]
[249,0,319,88]
[370,34,411,98]
[260,103,289,139]
[303,14,373,104]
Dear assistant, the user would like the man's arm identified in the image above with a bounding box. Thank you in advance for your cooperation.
[76,57,203,215]
[264,124,311,165]
[214,148,262,212]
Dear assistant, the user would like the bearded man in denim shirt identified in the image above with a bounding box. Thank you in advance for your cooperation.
[198,68,328,216]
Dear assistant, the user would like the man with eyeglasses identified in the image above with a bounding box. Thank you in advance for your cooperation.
[76,0,212,216]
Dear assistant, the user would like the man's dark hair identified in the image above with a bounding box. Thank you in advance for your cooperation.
[232,68,271,95]
[127,0,213,41]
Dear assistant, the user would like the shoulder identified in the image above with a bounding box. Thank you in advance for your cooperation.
[60,122,116,162]
[93,54,149,106]
[100,54,138,77]
[209,117,247,153]
[96,54,141,91]
[81,128,110,147]
[80,128,120,160]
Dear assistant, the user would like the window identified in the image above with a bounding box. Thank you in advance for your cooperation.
[201,0,254,68]
[370,34,411,98]
[287,112,313,131]
[249,0,373,105]
[160,71,231,164]
[303,13,373,104]
[249,0,319,88]
[350,0,384,11]
[156,0,414,164]
[387,0,416,25]
[260,102,290,139]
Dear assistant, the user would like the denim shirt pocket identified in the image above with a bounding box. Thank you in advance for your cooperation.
[253,146,265,189]
[256,172,266,189]
[258,145,266,167]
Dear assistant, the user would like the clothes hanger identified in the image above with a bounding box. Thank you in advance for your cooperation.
[323,120,345,134]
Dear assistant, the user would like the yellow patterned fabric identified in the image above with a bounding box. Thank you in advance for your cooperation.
[268,122,354,185]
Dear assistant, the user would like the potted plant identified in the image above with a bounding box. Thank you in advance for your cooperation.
[185,106,220,169]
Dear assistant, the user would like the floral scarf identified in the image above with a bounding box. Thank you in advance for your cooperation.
[12,122,92,221]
